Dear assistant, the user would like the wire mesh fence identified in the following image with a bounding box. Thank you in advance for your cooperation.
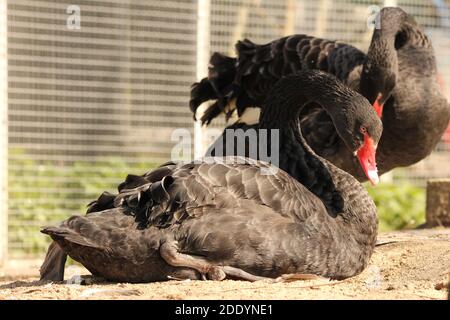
[7,0,198,257]
[3,0,450,259]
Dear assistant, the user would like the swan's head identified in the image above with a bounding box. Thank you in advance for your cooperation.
[335,95,383,185]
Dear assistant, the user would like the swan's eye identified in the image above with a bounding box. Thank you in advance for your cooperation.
[360,126,367,135]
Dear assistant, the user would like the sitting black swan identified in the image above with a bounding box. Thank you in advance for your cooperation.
[190,7,450,182]
[40,71,382,282]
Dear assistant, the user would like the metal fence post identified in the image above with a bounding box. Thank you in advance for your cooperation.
[0,0,8,267]
[194,0,211,160]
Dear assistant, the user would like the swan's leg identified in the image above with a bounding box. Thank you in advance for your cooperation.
[167,268,202,281]
[221,266,271,282]
[220,269,324,283]
[160,241,270,281]
[274,273,325,282]
[160,241,226,280]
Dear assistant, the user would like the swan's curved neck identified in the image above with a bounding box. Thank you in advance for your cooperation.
[361,9,431,105]
[364,24,400,72]
[258,73,356,216]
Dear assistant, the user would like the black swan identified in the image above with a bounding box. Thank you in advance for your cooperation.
[40,71,382,282]
[190,7,450,182]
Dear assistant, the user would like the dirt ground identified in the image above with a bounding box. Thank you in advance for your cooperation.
[0,228,449,300]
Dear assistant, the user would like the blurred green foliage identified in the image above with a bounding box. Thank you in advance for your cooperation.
[366,182,425,232]
[9,149,426,256]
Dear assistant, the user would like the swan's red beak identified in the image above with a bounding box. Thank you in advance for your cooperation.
[357,134,379,185]
[373,93,383,118]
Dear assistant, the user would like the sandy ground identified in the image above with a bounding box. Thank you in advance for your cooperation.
[0,228,449,300]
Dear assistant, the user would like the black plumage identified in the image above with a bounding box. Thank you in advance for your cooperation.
[191,7,450,181]
[41,71,381,282]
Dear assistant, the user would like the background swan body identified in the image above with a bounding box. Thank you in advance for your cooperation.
[191,7,450,182]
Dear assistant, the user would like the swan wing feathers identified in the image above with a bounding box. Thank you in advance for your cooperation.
[86,157,327,229]
[190,35,366,125]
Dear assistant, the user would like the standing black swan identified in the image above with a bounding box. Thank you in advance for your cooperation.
[191,7,450,181]
[41,71,382,282]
